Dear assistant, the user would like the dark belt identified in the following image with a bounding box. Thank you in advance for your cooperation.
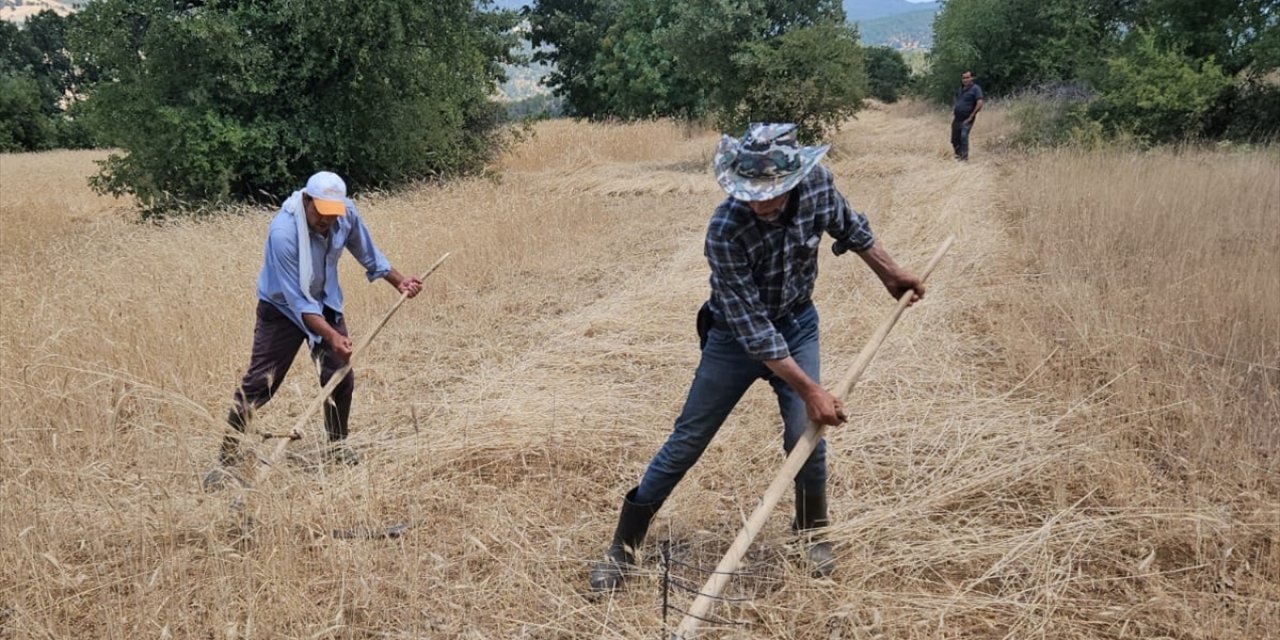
[770,299,814,326]
[697,299,811,350]
[702,299,813,332]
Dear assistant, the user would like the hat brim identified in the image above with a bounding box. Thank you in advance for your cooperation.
[714,137,830,202]
[313,198,346,216]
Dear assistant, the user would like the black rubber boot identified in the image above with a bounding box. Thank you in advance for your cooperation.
[794,485,835,577]
[588,488,664,592]
[220,409,249,461]
[323,395,359,465]
[323,394,351,442]
[204,410,248,491]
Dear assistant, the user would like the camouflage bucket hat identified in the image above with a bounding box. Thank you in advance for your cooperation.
[713,122,830,201]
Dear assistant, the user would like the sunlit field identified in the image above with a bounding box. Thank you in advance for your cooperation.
[1,103,1275,638]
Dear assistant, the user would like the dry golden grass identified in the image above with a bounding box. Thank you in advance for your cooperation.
[0,149,130,251]
[1003,147,1279,470]
[0,105,1275,639]
[999,148,1280,592]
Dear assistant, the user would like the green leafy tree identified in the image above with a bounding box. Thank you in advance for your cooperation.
[527,0,703,119]
[1218,10,1280,141]
[729,22,866,139]
[864,45,911,103]
[530,0,865,139]
[0,72,52,150]
[660,0,847,75]
[72,0,518,215]
[924,0,1278,142]
[925,0,1107,102]
[1132,0,1280,140]
[527,0,617,118]
[660,0,854,136]
[592,0,705,119]
[1137,0,1279,77]
[22,9,76,106]
[1,15,57,113]
[0,10,92,150]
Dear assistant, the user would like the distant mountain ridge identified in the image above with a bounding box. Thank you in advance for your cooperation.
[844,0,938,22]
[856,6,935,48]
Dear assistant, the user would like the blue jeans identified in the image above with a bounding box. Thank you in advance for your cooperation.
[634,303,827,505]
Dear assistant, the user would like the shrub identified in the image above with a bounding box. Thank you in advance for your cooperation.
[0,72,53,151]
[1089,31,1232,143]
[864,46,911,103]
[1006,83,1094,149]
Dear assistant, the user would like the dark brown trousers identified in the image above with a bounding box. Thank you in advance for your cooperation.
[222,301,354,455]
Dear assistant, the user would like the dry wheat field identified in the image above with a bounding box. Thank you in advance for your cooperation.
[1,103,1276,639]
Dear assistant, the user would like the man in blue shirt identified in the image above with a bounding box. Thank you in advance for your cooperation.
[588,123,925,591]
[203,171,422,490]
[952,70,984,161]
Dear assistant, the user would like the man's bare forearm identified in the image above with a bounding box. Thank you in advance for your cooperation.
[856,242,926,303]
[384,267,407,289]
[302,313,339,344]
[856,242,903,279]
[764,356,821,397]
[383,267,423,297]
[764,356,846,425]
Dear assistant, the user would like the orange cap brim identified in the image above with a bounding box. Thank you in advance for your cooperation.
[313,198,346,216]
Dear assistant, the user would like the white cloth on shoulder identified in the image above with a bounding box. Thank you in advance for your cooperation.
[282,190,320,306]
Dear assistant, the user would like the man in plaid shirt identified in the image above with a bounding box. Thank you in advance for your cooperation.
[590,123,925,592]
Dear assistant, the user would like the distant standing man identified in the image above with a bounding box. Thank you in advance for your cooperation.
[952,70,984,161]
[588,123,925,591]
[203,171,423,490]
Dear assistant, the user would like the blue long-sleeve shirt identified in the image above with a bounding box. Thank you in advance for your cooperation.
[256,199,391,344]
[705,164,875,361]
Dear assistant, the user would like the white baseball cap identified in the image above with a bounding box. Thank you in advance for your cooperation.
[303,171,347,216]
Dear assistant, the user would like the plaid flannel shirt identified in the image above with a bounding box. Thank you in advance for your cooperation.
[705,164,875,361]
